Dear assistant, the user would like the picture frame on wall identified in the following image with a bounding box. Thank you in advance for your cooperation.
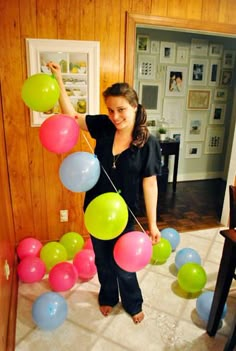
[169,129,184,149]
[208,59,221,86]
[150,40,160,54]
[176,46,189,64]
[220,69,233,86]
[214,88,228,101]
[137,54,156,80]
[222,50,235,68]
[209,43,223,58]
[185,143,202,158]
[190,38,208,56]
[189,58,209,86]
[160,41,176,64]
[162,98,184,128]
[185,111,207,141]
[137,35,150,53]
[165,66,188,96]
[139,81,161,113]
[209,103,226,124]
[187,89,211,110]
[204,127,225,154]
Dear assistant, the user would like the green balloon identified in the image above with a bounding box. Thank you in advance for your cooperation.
[40,242,67,272]
[177,262,207,293]
[59,232,84,260]
[84,192,128,240]
[22,73,60,112]
[151,237,172,263]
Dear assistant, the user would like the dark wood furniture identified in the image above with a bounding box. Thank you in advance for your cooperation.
[207,185,236,351]
[159,139,180,192]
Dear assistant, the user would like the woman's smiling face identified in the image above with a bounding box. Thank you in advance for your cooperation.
[105,96,137,130]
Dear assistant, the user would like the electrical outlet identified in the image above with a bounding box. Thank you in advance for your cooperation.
[60,210,68,222]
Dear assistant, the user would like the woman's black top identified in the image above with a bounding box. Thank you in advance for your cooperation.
[84,114,162,224]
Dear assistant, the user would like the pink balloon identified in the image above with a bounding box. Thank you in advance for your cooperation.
[83,237,93,250]
[49,262,78,292]
[17,256,46,283]
[113,231,152,272]
[73,249,97,281]
[17,237,43,260]
[39,114,80,154]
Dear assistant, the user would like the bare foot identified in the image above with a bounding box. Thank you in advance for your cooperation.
[132,311,144,324]
[99,305,113,317]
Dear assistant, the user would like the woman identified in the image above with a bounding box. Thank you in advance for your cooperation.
[47,62,162,323]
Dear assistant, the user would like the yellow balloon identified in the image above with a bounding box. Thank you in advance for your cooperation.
[84,192,128,240]
[40,242,67,272]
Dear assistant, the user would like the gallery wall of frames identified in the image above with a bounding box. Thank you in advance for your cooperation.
[135,28,236,181]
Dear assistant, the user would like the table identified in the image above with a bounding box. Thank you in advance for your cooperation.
[159,139,180,192]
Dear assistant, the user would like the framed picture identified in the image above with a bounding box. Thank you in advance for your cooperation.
[162,98,185,128]
[214,88,228,101]
[189,58,209,85]
[176,46,189,64]
[208,59,221,86]
[222,50,235,68]
[220,69,233,87]
[137,54,156,80]
[187,89,211,110]
[169,129,184,149]
[185,111,207,141]
[151,41,160,54]
[160,41,176,64]
[209,103,226,124]
[139,81,161,113]
[190,38,208,56]
[25,38,100,126]
[185,143,202,158]
[165,66,188,96]
[209,43,223,58]
[137,35,150,53]
[204,127,225,154]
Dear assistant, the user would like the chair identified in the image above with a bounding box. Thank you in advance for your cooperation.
[206,185,236,351]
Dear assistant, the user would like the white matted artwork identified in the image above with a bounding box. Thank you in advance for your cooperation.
[137,54,156,80]
[208,59,221,86]
[189,58,209,86]
[165,66,188,97]
[214,88,228,102]
[185,143,202,158]
[204,127,225,154]
[169,129,184,149]
[176,46,189,64]
[139,81,161,113]
[190,38,208,56]
[209,43,223,58]
[162,98,184,128]
[151,41,160,54]
[222,50,235,68]
[137,35,150,53]
[220,69,233,87]
[160,42,176,64]
[209,103,226,124]
[185,111,207,141]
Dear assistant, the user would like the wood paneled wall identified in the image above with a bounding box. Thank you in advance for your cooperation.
[0,0,236,243]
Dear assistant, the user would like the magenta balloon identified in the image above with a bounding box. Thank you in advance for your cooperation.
[17,237,43,260]
[39,114,80,154]
[113,231,152,272]
[17,256,46,283]
[73,249,97,281]
[49,262,78,292]
[83,237,93,250]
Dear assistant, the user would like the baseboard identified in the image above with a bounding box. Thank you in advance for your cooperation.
[172,171,224,182]
[7,256,18,351]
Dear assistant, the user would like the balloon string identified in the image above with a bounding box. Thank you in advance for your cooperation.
[81,132,146,233]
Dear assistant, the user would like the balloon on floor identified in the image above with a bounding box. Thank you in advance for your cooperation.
[196,290,227,322]
[177,262,207,293]
[49,261,78,292]
[16,237,42,260]
[40,241,67,272]
[17,256,46,283]
[161,227,180,251]
[59,231,84,260]
[151,237,172,264]
[175,247,201,270]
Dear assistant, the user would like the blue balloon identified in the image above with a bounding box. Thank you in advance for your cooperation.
[32,292,68,330]
[175,247,201,270]
[161,227,180,250]
[59,152,100,192]
[196,291,227,322]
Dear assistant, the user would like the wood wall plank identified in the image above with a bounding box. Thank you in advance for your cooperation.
[202,0,221,23]
[186,0,203,20]
[151,0,168,17]
[167,0,188,18]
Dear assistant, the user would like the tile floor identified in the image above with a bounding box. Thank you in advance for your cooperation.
[15,227,236,351]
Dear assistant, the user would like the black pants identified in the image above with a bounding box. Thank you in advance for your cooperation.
[90,228,143,316]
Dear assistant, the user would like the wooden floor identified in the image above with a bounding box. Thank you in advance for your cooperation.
[136,179,226,233]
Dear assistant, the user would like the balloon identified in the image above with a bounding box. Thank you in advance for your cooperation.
[49,262,78,292]
[83,237,93,250]
[151,238,172,264]
[39,114,80,154]
[177,263,207,293]
[161,228,180,251]
[175,247,201,270]
[59,232,84,260]
[22,73,60,112]
[196,291,227,322]
[59,152,101,192]
[32,292,68,330]
[16,237,42,259]
[84,192,128,240]
[113,231,152,272]
[73,249,97,281]
[40,242,67,272]
[17,256,46,283]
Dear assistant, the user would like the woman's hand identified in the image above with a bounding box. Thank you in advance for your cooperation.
[47,62,62,81]
[147,225,161,245]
